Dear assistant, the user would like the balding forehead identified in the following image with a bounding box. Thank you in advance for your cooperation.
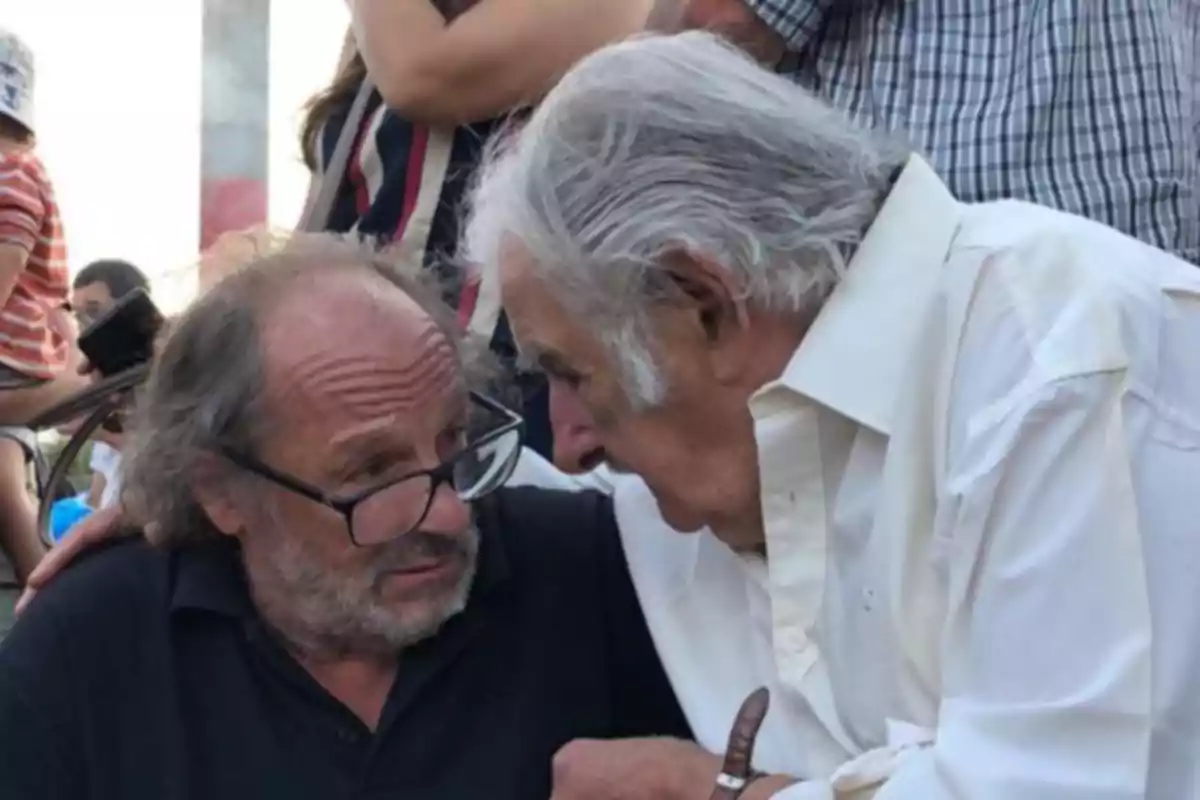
[258,268,463,424]
[269,266,428,325]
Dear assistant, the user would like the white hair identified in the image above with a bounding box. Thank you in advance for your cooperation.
[463,32,910,407]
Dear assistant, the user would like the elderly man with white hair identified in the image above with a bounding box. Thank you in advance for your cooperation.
[466,31,1200,800]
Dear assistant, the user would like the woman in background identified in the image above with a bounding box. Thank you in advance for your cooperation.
[297,0,650,457]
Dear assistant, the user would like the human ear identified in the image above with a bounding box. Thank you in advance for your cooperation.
[190,454,247,539]
[661,252,750,384]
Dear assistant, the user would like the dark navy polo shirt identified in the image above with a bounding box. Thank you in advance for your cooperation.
[0,487,692,799]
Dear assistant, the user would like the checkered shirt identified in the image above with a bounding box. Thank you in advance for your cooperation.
[749,0,1199,263]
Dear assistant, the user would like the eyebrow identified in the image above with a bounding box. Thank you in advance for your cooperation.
[517,343,583,379]
[324,394,472,481]
[326,419,416,481]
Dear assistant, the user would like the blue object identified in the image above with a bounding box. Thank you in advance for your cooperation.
[49,496,93,543]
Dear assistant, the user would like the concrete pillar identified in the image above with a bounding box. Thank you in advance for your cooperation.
[199,0,270,252]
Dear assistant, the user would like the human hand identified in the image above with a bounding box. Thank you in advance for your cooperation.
[549,690,772,800]
[708,688,798,799]
[646,0,687,32]
[549,687,792,800]
[15,502,135,615]
[646,0,785,66]
[550,736,720,800]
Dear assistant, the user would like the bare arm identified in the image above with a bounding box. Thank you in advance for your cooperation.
[350,0,651,125]
[648,0,787,65]
[0,244,28,310]
[86,472,107,511]
[0,155,42,310]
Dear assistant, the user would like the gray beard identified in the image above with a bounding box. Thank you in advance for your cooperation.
[245,523,480,660]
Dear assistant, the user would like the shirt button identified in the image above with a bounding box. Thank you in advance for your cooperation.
[337,728,361,745]
[861,587,875,611]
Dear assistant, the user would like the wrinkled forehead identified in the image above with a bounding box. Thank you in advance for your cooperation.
[496,237,608,370]
[260,272,464,442]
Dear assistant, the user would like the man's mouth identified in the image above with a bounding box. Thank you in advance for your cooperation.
[378,556,462,591]
[393,559,450,576]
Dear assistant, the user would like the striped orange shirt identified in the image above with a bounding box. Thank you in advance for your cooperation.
[0,150,69,379]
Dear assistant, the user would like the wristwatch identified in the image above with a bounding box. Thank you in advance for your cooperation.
[712,768,768,799]
[707,687,771,800]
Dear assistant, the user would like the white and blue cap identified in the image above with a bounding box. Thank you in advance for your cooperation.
[0,28,35,134]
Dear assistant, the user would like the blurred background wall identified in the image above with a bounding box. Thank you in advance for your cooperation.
[5,0,348,311]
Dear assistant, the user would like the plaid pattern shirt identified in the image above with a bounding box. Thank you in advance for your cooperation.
[749,0,1199,263]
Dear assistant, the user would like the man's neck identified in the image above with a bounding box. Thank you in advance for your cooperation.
[260,613,400,731]
[298,653,398,731]
[708,308,813,552]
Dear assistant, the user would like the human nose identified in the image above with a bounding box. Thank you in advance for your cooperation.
[549,382,603,474]
[420,480,472,534]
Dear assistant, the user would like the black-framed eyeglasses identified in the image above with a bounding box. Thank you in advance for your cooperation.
[219,391,524,547]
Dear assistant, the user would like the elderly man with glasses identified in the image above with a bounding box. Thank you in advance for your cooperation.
[0,234,693,800]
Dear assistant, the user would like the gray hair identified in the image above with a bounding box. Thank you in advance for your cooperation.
[463,32,910,406]
[121,233,484,547]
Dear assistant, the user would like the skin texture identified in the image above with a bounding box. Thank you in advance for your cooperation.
[193,268,478,729]
[498,240,805,548]
[548,375,606,472]
[549,688,798,800]
[646,0,785,65]
[352,0,651,124]
[0,438,41,582]
[70,281,113,327]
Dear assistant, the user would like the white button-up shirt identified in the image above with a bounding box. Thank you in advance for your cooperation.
[513,155,1200,798]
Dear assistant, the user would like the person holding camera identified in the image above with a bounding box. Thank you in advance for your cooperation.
[70,259,151,511]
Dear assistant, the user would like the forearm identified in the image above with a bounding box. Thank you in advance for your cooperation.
[0,244,29,309]
[86,474,106,510]
[351,0,648,125]
[656,0,788,65]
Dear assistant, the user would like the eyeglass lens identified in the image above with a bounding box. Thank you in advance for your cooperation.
[349,427,523,544]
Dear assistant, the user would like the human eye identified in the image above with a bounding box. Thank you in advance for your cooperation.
[439,422,470,455]
[354,452,398,482]
[546,369,584,390]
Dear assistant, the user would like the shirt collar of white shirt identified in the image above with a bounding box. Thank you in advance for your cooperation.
[751,154,961,434]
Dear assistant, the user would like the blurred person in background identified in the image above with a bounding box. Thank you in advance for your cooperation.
[70,259,150,511]
[71,258,150,327]
[0,29,87,582]
[295,0,651,460]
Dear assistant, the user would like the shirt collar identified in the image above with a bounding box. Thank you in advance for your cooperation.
[169,538,254,617]
[755,156,962,435]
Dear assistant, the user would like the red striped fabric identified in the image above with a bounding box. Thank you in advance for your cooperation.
[457,277,481,329]
[395,125,429,241]
[338,103,489,336]
[0,150,69,379]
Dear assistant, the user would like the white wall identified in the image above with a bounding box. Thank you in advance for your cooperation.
[5,0,348,312]
[268,1,349,231]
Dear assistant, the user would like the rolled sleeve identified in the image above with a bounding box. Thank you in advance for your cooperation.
[741,0,834,52]
[776,373,1154,799]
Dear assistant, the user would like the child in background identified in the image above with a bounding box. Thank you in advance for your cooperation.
[0,30,85,581]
